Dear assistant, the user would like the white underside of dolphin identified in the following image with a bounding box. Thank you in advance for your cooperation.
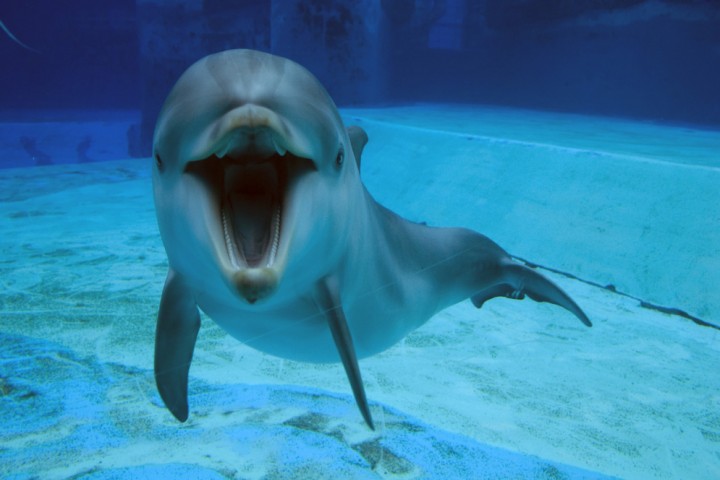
[151,49,591,430]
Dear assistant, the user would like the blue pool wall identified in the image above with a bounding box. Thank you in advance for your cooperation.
[1,0,719,158]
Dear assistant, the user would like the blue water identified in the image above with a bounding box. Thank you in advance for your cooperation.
[2,2,720,479]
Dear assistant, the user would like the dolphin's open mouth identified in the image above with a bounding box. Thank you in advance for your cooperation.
[186,144,314,270]
[222,158,284,268]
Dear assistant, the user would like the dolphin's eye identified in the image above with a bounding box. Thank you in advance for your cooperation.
[155,152,164,170]
[335,146,344,167]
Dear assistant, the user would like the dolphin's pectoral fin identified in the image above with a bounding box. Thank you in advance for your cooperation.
[317,276,375,430]
[347,125,368,170]
[472,261,592,327]
[154,269,201,422]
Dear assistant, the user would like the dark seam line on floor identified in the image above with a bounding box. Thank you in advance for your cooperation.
[511,255,719,331]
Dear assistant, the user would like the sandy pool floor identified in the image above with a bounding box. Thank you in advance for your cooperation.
[1,105,718,479]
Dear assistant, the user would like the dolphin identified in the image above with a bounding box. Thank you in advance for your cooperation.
[152,49,591,430]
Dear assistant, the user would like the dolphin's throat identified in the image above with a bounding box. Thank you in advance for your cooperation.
[222,162,282,269]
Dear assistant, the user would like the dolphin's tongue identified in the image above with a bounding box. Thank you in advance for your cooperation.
[225,163,279,267]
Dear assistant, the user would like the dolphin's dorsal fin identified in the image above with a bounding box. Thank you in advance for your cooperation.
[347,125,368,171]
[317,276,375,430]
[155,269,201,422]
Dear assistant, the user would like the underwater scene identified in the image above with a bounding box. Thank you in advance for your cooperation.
[1,1,719,479]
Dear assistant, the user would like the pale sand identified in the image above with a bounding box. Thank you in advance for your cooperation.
[1,105,718,479]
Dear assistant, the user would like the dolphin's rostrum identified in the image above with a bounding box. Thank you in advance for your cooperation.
[152,49,590,429]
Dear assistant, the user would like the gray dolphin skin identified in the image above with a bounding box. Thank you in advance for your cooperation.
[152,49,591,430]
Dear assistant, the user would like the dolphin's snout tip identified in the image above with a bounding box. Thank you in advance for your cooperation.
[233,268,279,304]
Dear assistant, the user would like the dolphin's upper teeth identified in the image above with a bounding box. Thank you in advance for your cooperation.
[215,136,234,159]
[273,137,287,156]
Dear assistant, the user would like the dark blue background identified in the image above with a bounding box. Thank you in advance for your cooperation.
[1,0,719,130]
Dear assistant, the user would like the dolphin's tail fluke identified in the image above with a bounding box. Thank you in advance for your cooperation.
[471,260,591,327]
